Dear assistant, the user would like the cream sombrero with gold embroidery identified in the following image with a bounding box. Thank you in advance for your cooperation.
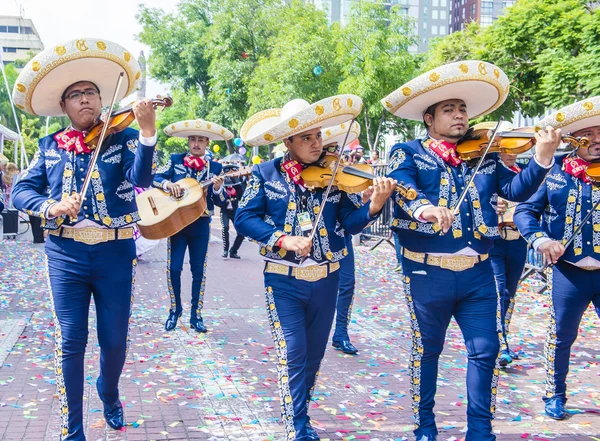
[241,95,363,147]
[537,96,600,134]
[322,121,361,147]
[381,60,509,121]
[164,119,234,141]
[13,38,141,117]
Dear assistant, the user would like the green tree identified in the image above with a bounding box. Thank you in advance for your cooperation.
[334,0,420,150]
[0,63,19,131]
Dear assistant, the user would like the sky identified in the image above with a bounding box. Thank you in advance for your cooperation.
[1,0,178,99]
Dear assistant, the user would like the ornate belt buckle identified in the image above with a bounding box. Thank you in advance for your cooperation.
[74,228,107,245]
[293,265,327,282]
[439,255,475,272]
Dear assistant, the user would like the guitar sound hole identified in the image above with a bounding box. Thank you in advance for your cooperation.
[170,188,189,202]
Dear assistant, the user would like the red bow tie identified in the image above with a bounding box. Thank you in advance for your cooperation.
[184,155,206,171]
[54,129,92,154]
[563,156,590,183]
[282,159,304,186]
[425,138,463,167]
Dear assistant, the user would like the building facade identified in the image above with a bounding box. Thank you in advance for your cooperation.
[0,16,44,68]
[449,0,515,32]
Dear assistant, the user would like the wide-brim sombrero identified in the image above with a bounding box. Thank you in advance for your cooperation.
[381,60,509,121]
[241,95,363,147]
[322,121,361,148]
[163,119,234,141]
[537,96,600,135]
[13,38,141,117]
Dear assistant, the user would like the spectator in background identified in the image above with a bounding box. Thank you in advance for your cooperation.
[368,150,383,165]
[354,146,367,163]
[2,162,19,208]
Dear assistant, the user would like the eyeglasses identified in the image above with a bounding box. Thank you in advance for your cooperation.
[65,89,99,101]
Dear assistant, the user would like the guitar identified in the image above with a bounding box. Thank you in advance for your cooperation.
[136,167,252,240]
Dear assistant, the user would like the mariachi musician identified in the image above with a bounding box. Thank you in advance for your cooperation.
[220,162,247,259]
[514,97,600,420]
[152,120,232,332]
[381,60,561,441]
[11,39,158,440]
[235,96,396,441]
[490,150,529,367]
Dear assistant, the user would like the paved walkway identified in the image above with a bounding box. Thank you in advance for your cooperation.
[1,220,600,440]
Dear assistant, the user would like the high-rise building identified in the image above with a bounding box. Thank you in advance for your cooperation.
[0,16,44,69]
[305,0,451,53]
[449,0,515,32]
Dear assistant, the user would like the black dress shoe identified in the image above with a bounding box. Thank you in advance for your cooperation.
[190,316,207,333]
[332,340,358,354]
[229,250,241,259]
[222,251,228,258]
[545,396,567,420]
[306,421,320,440]
[103,401,124,430]
[164,311,182,331]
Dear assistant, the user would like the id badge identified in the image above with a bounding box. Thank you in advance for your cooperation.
[297,211,313,233]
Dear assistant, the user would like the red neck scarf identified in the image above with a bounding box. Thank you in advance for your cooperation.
[226,186,237,198]
[184,155,206,172]
[54,129,92,154]
[282,159,304,186]
[509,164,521,173]
[563,156,590,183]
[425,138,463,167]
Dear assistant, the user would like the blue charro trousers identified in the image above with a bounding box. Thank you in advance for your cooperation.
[333,234,355,342]
[544,261,600,401]
[264,267,340,441]
[401,257,501,441]
[489,238,527,351]
[45,234,136,441]
[167,217,210,318]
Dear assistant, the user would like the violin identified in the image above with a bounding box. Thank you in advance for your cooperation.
[84,96,173,148]
[301,156,418,201]
[456,125,590,161]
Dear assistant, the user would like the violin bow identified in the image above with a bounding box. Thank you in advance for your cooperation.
[78,72,125,201]
[299,119,355,264]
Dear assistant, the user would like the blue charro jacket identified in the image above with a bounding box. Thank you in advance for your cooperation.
[234,157,373,265]
[12,127,157,230]
[387,139,551,254]
[514,154,600,263]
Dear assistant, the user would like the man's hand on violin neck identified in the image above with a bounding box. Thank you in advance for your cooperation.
[49,193,82,219]
[534,126,562,166]
[422,206,454,234]
[368,177,397,217]
[133,98,157,138]
[281,236,312,256]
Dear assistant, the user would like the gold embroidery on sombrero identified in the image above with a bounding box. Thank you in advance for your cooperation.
[265,286,295,439]
[544,266,557,398]
[403,275,423,429]
[125,258,137,359]
[167,237,177,312]
[46,256,70,437]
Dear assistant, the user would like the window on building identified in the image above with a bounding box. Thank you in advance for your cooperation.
[440,10,447,19]
[470,3,476,16]
[20,26,34,34]
[503,0,515,7]
[0,26,6,32]
[480,15,493,26]
[462,7,465,18]
[481,1,493,15]
[439,25,447,34]
[432,9,439,19]
[441,0,447,6]
[2,47,17,53]
[431,25,438,35]
[433,0,439,6]
[7,26,18,33]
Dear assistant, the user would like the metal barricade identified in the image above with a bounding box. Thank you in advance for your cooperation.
[519,246,549,294]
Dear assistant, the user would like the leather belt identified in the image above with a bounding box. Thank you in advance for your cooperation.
[264,261,340,282]
[48,227,134,245]
[403,249,489,272]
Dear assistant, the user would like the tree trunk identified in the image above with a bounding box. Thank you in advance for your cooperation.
[226,138,235,154]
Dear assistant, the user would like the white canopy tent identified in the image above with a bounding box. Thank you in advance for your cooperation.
[0,123,20,166]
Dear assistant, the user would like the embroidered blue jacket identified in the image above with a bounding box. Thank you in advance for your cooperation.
[234,157,373,265]
[12,127,157,230]
[514,155,600,263]
[152,153,227,218]
[387,139,550,254]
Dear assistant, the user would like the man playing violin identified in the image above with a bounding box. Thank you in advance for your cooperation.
[381,60,560,441]
[235,97,396,441]
[514,97,600,420]
[490,151,529,367]
[153,120,231,332]
[11,40,157,440]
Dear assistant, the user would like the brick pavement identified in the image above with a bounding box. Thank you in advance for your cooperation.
[1,221,600,440]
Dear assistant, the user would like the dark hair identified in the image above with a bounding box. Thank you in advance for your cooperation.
[423,102,440,129]
[61,81,100,101]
